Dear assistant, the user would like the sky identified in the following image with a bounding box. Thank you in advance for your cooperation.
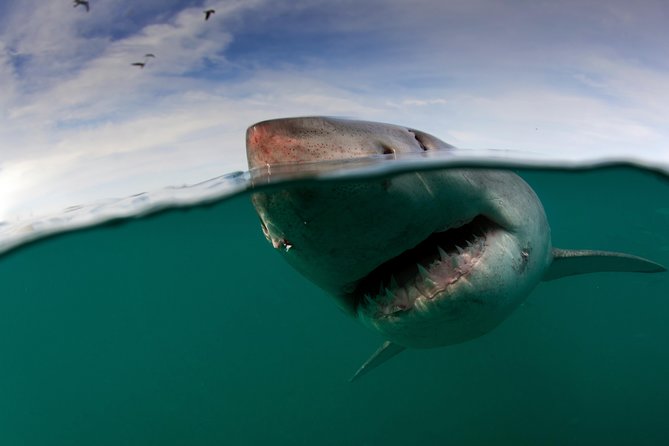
[0,0,668,219]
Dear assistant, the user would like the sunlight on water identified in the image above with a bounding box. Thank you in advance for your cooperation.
[0,171,249,256]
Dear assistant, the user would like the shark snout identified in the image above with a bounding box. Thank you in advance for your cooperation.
[246,120,303,169]
[246,116,455,171]
[247,117,364,169]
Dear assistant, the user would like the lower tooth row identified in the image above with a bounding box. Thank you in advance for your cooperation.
[366,238,485,313]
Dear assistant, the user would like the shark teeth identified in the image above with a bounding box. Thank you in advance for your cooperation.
[383,288,395,304]
[356,215,498,317]
[365,237,486,317]
[451,256,460,268]
[417,263,431,279]
[389,276,400,289]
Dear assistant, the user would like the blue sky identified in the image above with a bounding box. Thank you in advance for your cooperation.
[1,0,668,219]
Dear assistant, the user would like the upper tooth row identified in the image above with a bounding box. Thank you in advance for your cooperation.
[438,240,478,260]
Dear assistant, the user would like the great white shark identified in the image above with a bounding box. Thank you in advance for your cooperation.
[245,117,666,381]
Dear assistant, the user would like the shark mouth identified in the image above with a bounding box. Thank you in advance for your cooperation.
[353,215,500,317]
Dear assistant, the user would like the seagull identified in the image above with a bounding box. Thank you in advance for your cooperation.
[73,0,90,12]
[131,54,156,69]
[204,9,215,21]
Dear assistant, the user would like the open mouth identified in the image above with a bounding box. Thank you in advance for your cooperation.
[353,215,500,317]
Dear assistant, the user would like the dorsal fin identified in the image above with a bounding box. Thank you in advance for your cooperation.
[349,341,405,382]
[543,248,666,281]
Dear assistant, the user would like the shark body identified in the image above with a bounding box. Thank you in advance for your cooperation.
[245,117,666,380]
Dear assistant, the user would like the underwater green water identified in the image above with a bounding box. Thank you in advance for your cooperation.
[1,166,668,445]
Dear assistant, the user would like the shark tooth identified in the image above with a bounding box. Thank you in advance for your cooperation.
[381,287,395,304]
[437,246,448,260]
[451,256,460,268]
[389,304,407,314]
[416,269,438,293]
[417,263,431,279]
[456,245,464,254]
[389,275,399,290]
[413,297,428,312]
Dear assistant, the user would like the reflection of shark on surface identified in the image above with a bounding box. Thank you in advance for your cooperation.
[246,117,666,381]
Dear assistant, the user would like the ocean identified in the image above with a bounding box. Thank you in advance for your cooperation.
[0,161,667,445]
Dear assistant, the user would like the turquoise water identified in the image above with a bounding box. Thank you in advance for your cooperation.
[1,164,668,445]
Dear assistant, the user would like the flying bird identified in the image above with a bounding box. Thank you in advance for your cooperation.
[204,9,215,21]
[73,0,90,12]
[131,54,156,69]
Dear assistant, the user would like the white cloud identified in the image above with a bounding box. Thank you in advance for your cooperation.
[0,62,390,218]
[399,99,449,107]
[6,1,247,126]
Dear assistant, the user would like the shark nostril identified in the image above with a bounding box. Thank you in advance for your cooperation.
[381,145,395,155]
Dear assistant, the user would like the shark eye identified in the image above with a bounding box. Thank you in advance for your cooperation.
[408,129,429,151]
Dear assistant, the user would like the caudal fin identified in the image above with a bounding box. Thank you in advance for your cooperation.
[543,248,666,281]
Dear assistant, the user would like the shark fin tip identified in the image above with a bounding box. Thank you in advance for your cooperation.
[348,340,406,383]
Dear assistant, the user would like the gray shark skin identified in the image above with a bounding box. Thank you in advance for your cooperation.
[246,117,666,381]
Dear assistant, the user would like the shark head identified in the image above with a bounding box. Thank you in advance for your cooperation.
[246,117,553,348]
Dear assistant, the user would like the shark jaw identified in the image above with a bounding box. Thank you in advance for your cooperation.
[345,214,511,378]
[352,212,523,348]
[353,215,501,318]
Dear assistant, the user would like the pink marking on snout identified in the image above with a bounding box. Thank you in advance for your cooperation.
[246,117,367,170]
[246,123,305,169]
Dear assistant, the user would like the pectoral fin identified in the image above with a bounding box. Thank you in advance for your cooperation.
[543,248,666,281]
[349,341,406,382]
